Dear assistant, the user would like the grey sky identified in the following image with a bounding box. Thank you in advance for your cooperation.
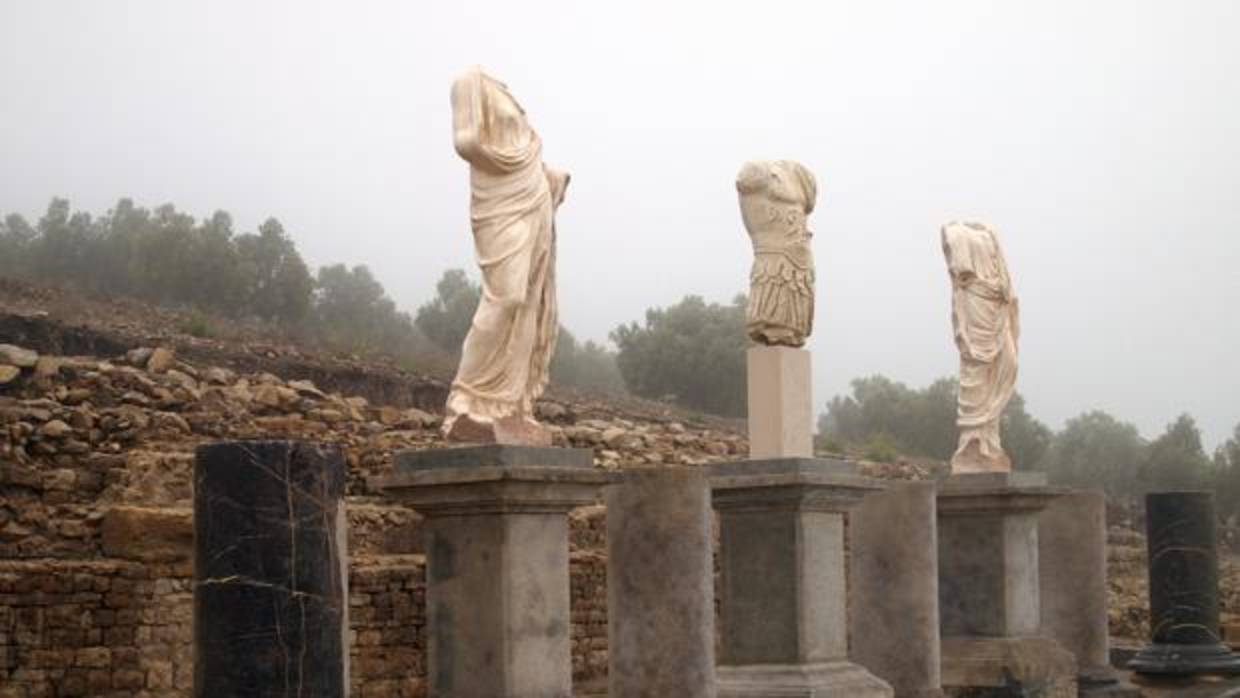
[3,1,1238,447]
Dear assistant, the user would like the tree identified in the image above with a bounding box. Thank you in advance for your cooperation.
[819,375,1046,465]
[1001,393,1053,471]
[314,264,417,351]
[1038,410,1145,495]
[1212,422,1240,522]
[0,213,35,276]
[1138,413,1211,492]
[414,269,481,355]
[550,328,626,395]
[611,295,747,416]
[235,218,314,323]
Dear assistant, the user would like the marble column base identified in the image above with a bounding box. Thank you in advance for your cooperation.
[1077,666,1142,696]
[941,637,1077,698]
[1128,643,1240,675]
[717,661,894,698]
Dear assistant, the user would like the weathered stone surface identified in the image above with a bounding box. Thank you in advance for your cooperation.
[145,347,175,373]
[747,346,813,459]
[937,473,1076,697]
[0,343,38,368]
[711,458,890,697]
[941,636,1076,698]
[608,468,716,698]
[1130,491,1240,676]
[194,440,348,697]
[0,364,19,384]
[101,505,192,562]
[1040,491,1140,695]
[850,480,944,697]
[381,445,608,698]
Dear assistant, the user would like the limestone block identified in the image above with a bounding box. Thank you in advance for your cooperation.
[101,506,192,563]
[850,481,943,697]
[1040,491,1141,695]
[747,346,812,459]
[607,468,716,697]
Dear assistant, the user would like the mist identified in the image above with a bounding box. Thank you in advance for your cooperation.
[2,0,1238,445]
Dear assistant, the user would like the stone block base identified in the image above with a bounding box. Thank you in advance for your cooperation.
[718,661,893,697]
[746,346,812,459]
[1128,642,1240,675]
[941,637,1076,698]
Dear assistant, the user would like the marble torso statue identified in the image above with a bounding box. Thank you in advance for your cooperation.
[736,160,817,346]
[941,221,1020,473]
[443,66,570,444]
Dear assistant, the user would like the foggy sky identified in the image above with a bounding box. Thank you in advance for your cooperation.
[3,1,1238,447]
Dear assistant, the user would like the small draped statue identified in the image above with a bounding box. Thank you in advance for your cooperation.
[736,160,817,347]
[941,221,1020,473]
[442,66,570,445]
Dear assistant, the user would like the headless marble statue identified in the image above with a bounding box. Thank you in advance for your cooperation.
[443,66,570,445]
[736,160,817,346]
[941,221,1020,473]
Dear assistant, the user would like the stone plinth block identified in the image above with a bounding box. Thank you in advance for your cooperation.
[1040,491,1140,695]
[936,473,1076,698]
[711,458,892,697]
[374,445,610,698]
[747,346,813,459]
[1129,491,1240,676]
[194,440,348,698]
[607,469,716,698]
[850,481,944,698]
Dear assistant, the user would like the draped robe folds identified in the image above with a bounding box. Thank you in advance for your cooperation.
[736,161,818,347]
[444,68,567,436]
[941,222,1020,473]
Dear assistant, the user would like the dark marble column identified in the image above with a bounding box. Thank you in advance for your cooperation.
[1129,491,1240,676]
[194,440,348,698]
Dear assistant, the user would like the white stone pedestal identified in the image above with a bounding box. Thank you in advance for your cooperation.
[374,445,611,698]
[936,472,1076,698]
[747,347,813,459]
[710,458,892,698]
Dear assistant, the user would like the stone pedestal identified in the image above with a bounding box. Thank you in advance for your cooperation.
[194,440,348,698]
[607,469,716,698]
[747,347,813,459]
[936,472,1076,698]
[1129,491,1240,676]
[850,481,945,698]
[710,458,892,698]
[1040,491,1141,696]
[373,445,610,698]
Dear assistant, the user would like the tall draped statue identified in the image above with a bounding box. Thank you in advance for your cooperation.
[443,66,570,445]
[941,221,1020,473]
[736,160,817,346]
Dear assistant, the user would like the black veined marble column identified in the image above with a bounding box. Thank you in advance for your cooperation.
[1129,491,1240,676]
[194,440,348,697]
